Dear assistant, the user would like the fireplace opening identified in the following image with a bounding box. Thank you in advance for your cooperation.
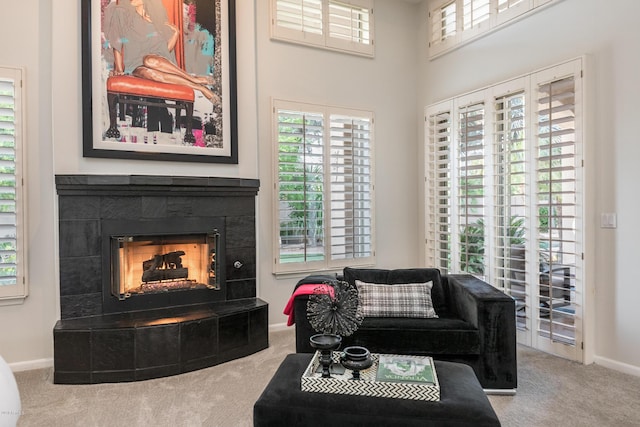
[101,216,227,314]
[111,230,220,300]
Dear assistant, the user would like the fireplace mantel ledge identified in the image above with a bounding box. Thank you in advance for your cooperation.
[55,175,260,196]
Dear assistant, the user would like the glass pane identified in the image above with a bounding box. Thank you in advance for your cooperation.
[277,109,325,264]
[536,76,577,346]
[493,92,528,329]
[458,104,485,276]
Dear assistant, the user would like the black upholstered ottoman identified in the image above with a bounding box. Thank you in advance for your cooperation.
[254,353,500,427]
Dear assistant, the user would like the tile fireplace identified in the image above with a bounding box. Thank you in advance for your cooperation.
[53,175,268,384]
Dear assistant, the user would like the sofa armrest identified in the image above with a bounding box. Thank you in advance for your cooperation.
[291,274,337,352]
[446,274,517,390]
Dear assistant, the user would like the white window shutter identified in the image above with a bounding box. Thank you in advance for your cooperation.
[272,0,325,48]
[0,67,27,301]
[326,1,373,56]
[275,105,326,268]
[329,113,373,264]
[493,89,528,318]
[429,0,457,57]
[425,103,454,274]
[457,102,486,276]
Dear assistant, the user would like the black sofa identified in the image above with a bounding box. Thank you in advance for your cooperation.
[291,267,517,391]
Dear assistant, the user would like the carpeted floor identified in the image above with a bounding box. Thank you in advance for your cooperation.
[12,328,640,427]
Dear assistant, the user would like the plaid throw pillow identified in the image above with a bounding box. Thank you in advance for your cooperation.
[355,280,438,318]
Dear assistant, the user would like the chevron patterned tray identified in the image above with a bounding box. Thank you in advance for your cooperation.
[301,352,440,401]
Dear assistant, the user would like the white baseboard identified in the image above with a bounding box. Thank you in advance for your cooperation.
[594,355,640,378]
[9,358,53,373]
[269,322,290,332]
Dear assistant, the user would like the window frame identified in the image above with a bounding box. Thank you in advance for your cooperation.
[270,0,375,57]
[0,66,28,304]
[272,99,375,275]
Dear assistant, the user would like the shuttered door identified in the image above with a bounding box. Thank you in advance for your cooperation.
[535,75,579,348]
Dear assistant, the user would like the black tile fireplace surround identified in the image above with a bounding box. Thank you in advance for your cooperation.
[53,175,268,384]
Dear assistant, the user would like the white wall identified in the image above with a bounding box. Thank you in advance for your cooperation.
[255,0,422,326]
[0,0,57,367]
[418,0,640,373]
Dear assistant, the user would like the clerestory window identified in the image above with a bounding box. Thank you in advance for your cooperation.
[271,0,375,57]
[429,0,561,58]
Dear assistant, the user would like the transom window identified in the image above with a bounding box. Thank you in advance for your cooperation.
[271,0,374,57]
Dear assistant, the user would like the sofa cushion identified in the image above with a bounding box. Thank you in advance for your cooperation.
[355,280,438,318]
[344,268,447,315]
[343,316,481,355]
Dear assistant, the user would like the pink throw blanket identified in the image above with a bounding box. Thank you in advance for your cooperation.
[283,284,335,326]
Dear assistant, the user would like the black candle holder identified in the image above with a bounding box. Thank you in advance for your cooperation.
[309,333,342,378]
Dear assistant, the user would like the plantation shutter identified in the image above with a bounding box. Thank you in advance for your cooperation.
[276,108,325,265]
[275,0,323,34]
[0,67,26,300]
[426,107,453,274]
[493,91,528,324]
[327,0,373,55]
[462,0,490,30]
[496,0,529,24]
[273,0,324,46]
[458,103,486,276]
[329,114,373,261]
[429,1,457,55]
[498,0,526,11]
[535,75,578,345]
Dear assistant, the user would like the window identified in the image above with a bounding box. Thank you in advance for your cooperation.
[274,100,374,274]
[425,58,583,356]
[271,0,374,57]
[428,0,562,58]
[0,67,27,302]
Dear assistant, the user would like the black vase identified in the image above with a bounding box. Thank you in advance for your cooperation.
[340,346,373,380]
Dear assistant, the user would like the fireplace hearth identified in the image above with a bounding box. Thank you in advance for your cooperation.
[53,175,268,384]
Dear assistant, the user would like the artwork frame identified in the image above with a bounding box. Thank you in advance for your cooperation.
[81,0,238,163]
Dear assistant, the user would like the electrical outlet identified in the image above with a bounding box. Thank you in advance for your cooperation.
[600,213,617,229]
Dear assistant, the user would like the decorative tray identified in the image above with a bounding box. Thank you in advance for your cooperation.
[301,351,440,401]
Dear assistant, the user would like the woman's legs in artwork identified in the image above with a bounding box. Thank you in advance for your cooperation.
[132,54,218,103]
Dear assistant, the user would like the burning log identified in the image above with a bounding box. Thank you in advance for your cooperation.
[142,251,189,282]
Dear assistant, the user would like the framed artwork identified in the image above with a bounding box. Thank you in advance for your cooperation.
[81,0,238,163]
